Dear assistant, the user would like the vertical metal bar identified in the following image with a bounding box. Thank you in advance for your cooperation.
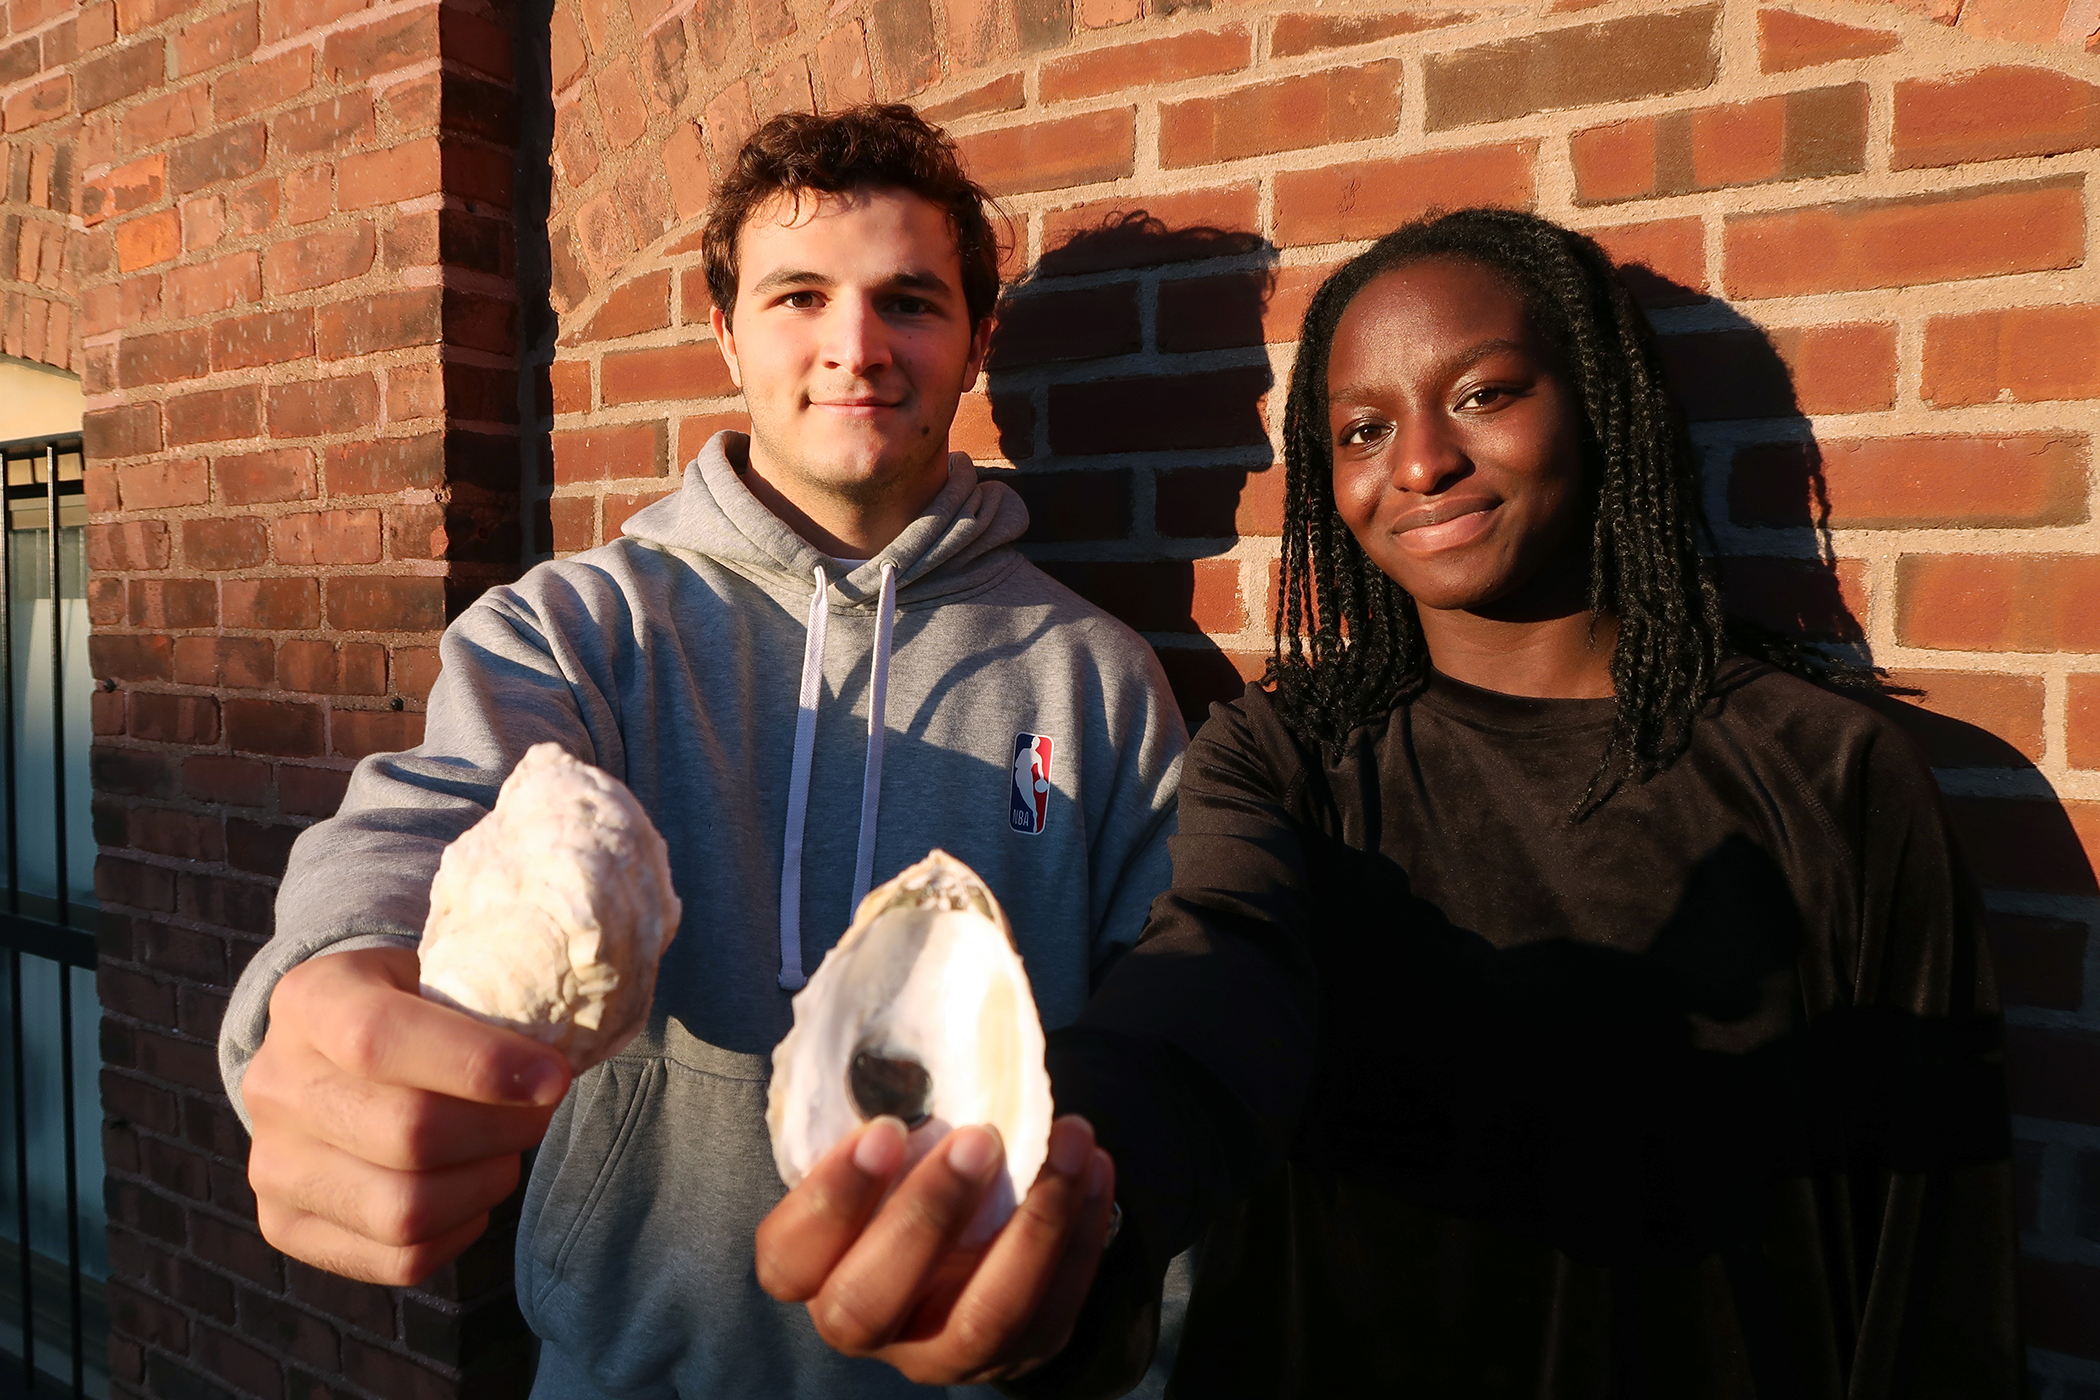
[46,445,64,933]
[3,446,18,912]
[5,446,28,1390]
[49,448,81,1399]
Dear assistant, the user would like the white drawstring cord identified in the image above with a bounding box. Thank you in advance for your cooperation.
[849,562,898,911]
[777,562,830,991]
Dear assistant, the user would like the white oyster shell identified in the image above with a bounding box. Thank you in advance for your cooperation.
[419,742,681,1072]
[766,849,1052,1236]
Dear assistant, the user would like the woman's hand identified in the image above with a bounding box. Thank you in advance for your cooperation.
[755,1114,1116,1385]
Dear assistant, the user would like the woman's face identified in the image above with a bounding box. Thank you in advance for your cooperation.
[1326,256,1590,619]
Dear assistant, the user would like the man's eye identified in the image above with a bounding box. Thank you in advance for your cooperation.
[890,297,933,315]
[781,291,820,309]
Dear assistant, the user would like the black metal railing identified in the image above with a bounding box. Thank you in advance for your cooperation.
[0,433,103,1400]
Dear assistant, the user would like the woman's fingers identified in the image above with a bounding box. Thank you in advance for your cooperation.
[806,1125,1007,1356]
[755,1117,909,1302]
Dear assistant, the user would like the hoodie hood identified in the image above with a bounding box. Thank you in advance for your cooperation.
[621,431,1030,607]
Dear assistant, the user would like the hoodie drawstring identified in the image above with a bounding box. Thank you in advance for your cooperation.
[777,560,898,992]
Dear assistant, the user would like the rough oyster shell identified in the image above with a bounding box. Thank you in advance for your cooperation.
[419,742,681,1071]
[766,850,1053,1235]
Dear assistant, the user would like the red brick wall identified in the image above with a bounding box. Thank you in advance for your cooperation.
[5,0,2099,1395]
[538,1,2100,1394]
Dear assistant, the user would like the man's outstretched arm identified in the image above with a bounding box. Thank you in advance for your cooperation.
[242,946,572,1285]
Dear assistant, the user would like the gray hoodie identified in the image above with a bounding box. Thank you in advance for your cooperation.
[219,433,1187,1398]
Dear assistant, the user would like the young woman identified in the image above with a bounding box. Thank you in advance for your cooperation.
[1031,209,2021,1398]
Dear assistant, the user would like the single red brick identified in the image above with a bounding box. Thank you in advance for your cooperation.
[549,495,595,552]
[183,754,272,807]
[314,288,441,358]
[263,223,376,295]
[989,283,1141,367]
[1723,179,2084,298]
[330,708,423,759]
[1898,554,2100,652]
[210,46,313,125]
[87,521,173,573]
[1732,434,2086,531]
[558,270,672,345]
[1050,368,1271,455]
[90,633,176,683]
[1769,323,1897,415]
[172,634,276,688]
[1987,912,2086,1010]
[392,645,440,701]
[1687,95,1787,189]
[602,489,674,539]
[1895,67,2100,170]
[1276,144,1536,247]
[550,423,668,483]
[1157,464,1284,538]
[676,412,752,463]
[162,251,262,322]
[224,698,324,758]
[174,3,259,75]
[1583,218,1708,308]
[270,508,382,566]
[127,692,221,746]
[273,90,374,156]
[127,578,218,629]
[279,763,351,817]
[114,209,181,272]
[1424,6,1719,130]
[267,375,379,438]
[920,71,1023,122]
[165,386,262,447]
[168,122,267,195]
[1041,27,1248,103]
[1756,8,1897,71]
[1162,61,1398,168]
[117,329,208,390]
[85,403,164,461]
[118,458,209,511]
[213,448,314,505]
[1874,669,2046,766]
[2073,673,2100,770]
[322,6,433,82]
[1923,305,2100,407]
[958,108,1135,196]
[220,577,317,631]
[550,359,591,413]
[600,343,736,405]
[211,307,314,371]
[1571,119,1657,204]
[1039,185,1262,276]
[815,20,876,108]
[325,575,444,631]
[327,436,443,494]
[337,138,440,210]
[1036,559,1243,634]
[76,39,161,112]
[1263,264,1336,343]
[182,516,267,571]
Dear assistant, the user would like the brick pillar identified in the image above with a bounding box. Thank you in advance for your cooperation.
[73,0,532,1392]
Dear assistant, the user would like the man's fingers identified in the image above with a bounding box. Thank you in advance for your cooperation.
[272,948,571,1107]
[755,1116,909,1302]
[256,1194,491,1288]
[807,1124,1006,1355]
[249,1040,558,1172]
[249,1129,521,1249]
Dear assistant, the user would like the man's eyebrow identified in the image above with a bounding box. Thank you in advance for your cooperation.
[748,267,833,295]
[746,267,958,298]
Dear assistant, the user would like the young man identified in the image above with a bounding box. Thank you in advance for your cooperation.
[218,106,1183,1397]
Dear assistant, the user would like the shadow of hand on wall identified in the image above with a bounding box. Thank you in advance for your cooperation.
[1638,270,2096,976]
[980,213,1282,730]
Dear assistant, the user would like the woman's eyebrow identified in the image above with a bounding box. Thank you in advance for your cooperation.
[1328,337,1536,404]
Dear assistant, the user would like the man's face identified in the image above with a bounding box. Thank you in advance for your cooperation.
[711,186,990,519]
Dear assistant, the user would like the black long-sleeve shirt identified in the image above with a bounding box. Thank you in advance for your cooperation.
[1025,660,2019,1400]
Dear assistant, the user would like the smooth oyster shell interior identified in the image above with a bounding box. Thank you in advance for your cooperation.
[766,850,1052,1235]
[419,742,681,1071]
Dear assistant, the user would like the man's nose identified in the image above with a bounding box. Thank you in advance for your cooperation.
[821,297,892,377]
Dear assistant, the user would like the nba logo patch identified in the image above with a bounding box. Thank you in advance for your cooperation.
[1009,733,1054,835]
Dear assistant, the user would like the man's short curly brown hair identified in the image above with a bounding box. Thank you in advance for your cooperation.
[701,105,1004,328]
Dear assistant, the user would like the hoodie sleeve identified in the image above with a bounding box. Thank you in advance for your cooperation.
[217,585,614,1129]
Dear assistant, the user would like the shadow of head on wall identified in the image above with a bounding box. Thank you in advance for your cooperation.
[1638,269,2096,918]
[977,213,1282,728]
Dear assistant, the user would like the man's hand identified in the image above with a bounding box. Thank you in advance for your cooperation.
[243,946,573,1286]
[756,1114,1116,1385]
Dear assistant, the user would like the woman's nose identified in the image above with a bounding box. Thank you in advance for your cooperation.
[1391,414,1466,495]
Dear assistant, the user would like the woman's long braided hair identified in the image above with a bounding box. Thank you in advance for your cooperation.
[1269,208,1807,814]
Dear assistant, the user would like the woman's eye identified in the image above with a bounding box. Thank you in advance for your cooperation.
[1458,385,1511,410]
[1339,420,1390,447]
